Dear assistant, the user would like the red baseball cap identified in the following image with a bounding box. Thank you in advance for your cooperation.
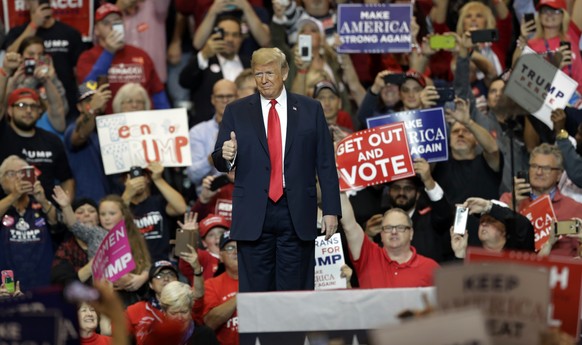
[199,214,231,238]
[536,0,566,10]
[7,88,39,106]
[403,70,427,88]
[95,3,122,22]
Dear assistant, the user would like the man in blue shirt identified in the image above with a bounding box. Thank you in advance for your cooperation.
[187,79,237,194]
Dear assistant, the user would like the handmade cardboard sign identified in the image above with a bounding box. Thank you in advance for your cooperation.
[466,248,582,338]
[435,262,550,345]
[96,108,191,175]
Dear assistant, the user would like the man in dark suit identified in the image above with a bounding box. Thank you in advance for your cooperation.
[212,48,341,292]
[180,16,250,126]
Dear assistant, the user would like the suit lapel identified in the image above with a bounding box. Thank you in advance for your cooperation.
[285,93,299,157]
[248,94,269,155]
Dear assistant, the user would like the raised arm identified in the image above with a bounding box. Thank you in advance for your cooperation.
[339,192,365,260]
[148,162,187,216]
[448,98,501,171]
[52,185,77,228]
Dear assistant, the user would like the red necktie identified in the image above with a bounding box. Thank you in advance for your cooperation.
[268,99,283,202]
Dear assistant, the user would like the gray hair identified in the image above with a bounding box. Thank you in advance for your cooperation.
[530,143,564,170]
[0,155,27,177]
[159,281,194,311]
[112,83,151,113]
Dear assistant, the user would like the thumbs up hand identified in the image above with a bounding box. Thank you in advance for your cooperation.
[222,131,237,162]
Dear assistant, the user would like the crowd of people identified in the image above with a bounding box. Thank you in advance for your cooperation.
[1,0,582,344]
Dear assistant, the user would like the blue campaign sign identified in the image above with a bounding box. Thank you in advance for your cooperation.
[337,4,412,53]
[0,286,80,345]
[367,108,449,163]
[0,311,61,344]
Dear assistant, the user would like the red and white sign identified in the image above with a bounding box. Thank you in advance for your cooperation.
[2,0,94,42]
[466,247,582,338]
[335,123,414,191]
[215,199,232,221]
[519,195,557,251]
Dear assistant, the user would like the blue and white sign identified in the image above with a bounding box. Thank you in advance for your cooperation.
[337,4,412,53]
[0,312,61,344]
[367,108,449,163]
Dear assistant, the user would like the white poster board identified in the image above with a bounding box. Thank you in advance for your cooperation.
[96,108,191,175]
[505,49,578,129]
[314,233,347,290]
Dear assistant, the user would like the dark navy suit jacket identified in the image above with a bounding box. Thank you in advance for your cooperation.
[212,91,341,241]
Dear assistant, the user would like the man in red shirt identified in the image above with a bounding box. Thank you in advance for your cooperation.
[203,232,239,345]
[500,143,582,257]
[76,3,169,113]
[340,193,439,289]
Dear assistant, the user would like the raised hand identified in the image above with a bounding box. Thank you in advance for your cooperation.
[52,185,71,208]
[222,131,237,161]
[178,212,199,231]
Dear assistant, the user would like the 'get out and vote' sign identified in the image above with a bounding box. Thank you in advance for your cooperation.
[92,220,136,282]
[96,108,191,175]
[367,107,449,163]
[335,122,415,191]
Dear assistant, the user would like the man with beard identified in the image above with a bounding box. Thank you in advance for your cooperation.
[340,193,439,289]
[384,175,455,263]
[0,88,74,199]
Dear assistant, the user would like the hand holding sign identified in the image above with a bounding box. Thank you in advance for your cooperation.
[550,108,567,133]
[412,157,436,190]
[222,131,237,162]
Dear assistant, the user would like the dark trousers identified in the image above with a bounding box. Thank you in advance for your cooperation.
[237,194,315,292]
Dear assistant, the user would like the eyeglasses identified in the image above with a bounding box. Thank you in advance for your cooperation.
[222,245,237,253]
[153,271,177,280]
[2,170,17,178]
[529,163,561,174]
[213,94,236,102]
[540,7,563,15]
[12,102,41,111]
[121,99,146,106]
[390,185,416,193]
[381,225,412,233]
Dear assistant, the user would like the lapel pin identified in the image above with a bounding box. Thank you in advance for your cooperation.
[292,106,297,111]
